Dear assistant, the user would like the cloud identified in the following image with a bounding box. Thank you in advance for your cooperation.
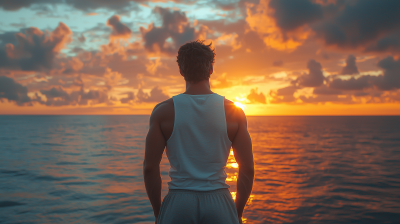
[120,91,135,104]
[327,56,400,91]
[313,0,400,51]
[0,0,54,11]
[0,0,138,13]
[247,88,266,104]
[313,85,343,95]
[269,0,323,31]
[366,30,400,53]
[298,59,325,87]
[299,94,352,104]
[107,15,132,40]
[246,0,315,51]
[212,74,233,89]
[137,86,169,103]
[272,60,283,66]
[39,86,109,106]
[247,0,400,53]
[139,7,205,54]
[375,56,400,90]
[269,85,299,103]
[62,57,84,74]
[329,75,372,90]
[0,22,72,71]
[340,55,359,75]
[145,57,164,74]
[40,86,71,106]
[0,31,19,45]
[66,0,138,12]
[0,76,31,105]
[78,34,86,43]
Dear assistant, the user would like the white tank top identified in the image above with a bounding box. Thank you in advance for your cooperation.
[165,93,232,191]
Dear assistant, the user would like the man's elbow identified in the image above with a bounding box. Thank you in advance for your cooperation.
[143,161,160,174]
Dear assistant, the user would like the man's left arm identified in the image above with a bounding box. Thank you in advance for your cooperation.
[143,106,167,220]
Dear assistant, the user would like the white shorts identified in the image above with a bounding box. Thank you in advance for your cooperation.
[157,188,240,224]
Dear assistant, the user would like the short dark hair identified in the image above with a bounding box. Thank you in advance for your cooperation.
[176,40,216,83]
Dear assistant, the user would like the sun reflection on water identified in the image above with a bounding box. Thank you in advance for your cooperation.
[2,116,399,223]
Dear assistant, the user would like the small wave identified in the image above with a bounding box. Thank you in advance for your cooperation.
[42,143,66,146]
[35,175,76,182]
[0,201,25,208]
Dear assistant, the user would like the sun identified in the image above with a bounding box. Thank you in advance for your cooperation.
[234,102,246,111]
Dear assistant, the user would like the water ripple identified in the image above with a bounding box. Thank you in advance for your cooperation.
[0,115,399,223]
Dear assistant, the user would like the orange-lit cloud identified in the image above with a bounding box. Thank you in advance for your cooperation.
[247,88,267,104]
[246,0,313,51]
[0,22,72,71]
[1,1,400,115]
[107,15,132,40]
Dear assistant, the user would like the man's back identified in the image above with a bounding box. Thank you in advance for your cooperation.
[152,95,242,143]
[143,40,254,224]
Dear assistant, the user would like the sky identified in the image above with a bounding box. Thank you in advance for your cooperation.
[0,0,400,115]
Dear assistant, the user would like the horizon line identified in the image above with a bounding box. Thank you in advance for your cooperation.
[1,114,399,116]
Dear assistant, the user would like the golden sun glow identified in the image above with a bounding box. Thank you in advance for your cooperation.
[234,102,246,111]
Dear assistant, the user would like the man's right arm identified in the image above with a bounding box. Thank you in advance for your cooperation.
[231,109,254,221]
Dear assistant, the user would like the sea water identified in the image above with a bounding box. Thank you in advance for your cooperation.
[0,115,399,223]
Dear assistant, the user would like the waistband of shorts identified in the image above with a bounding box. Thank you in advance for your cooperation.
[167,188,230,195]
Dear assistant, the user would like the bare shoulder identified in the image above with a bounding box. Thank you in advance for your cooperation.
[150,98,174,122]
[224,98,246,122]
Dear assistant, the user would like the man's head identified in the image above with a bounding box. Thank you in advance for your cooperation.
[177,40,215,83]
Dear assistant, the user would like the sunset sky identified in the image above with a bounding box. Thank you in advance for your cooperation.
[1,0,400,115]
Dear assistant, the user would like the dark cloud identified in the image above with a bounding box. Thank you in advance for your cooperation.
[272,60,283,66]
[80,89,108,105]
[264,0,400,53]
[65,0,138,12]
[269,0,323,31]
[329,75,372,90]
[107,15,132,39]
[78,34,86,43]
[328,56,400,91]
[298,59,325,87]
[353,92,370,97]
[0,0,54,11]
[40,86,109,106]
[313,0,400,51]
[366,30,400,53]
[269,85,299,103]
[313,85,343,95]
[137,86,169,103]
[0,31,19,45]
[375,56,400,90]
[247,88,266,104]
[0,23,72,71]
[120,91,135,104]
[299,94,352,104]
[0,76,31,105]
[40,87,71,106]
[140,7,201,54]
[0,0,138,12]
[340,55,359,75]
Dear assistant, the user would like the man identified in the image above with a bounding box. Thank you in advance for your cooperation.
[143,40,254,224]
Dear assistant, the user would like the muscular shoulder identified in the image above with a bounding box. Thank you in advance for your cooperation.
[224,98,246,123]
[150,98,174,122]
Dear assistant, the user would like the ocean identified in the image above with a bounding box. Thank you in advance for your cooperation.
[0,115,399,224]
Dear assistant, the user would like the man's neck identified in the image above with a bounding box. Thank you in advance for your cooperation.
[183,79,214,95]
